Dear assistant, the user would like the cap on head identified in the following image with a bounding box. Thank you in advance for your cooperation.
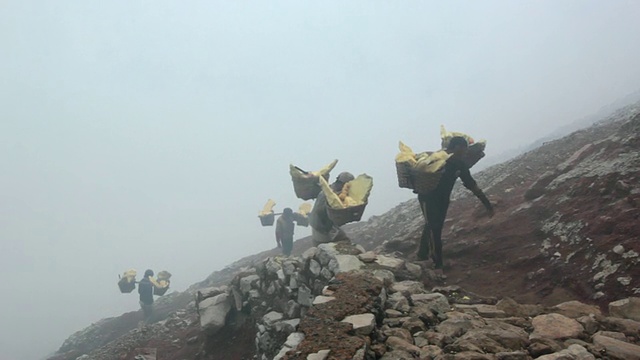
[283,208,293,216]
[144,269,154,277]
[336,172,355,183]
[447,136,468,151]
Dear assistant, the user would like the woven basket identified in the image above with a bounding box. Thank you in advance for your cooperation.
[410,168,444,194]
[259,212,275,226]
[154,284,170,296]
[118,277,136,293]
[292,175,326,200]
[327,202,367,227]
[463,147,485,168]
[396,161,414,189]
[293,212,309,227]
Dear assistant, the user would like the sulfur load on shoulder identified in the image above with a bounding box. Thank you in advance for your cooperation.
[258,199,276,226]
[293,202,312,227]
[320,174,373,226]
[290,159,338,200]
[118,269,137,293]
[153,270,172,296]
[395,141,451,193]
[440,125,487,168]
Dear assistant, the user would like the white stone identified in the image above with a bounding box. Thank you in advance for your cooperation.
[613,245,625,255]
[375,255,405,269]
[312,296,336,305]
[307,349,330,360]
[341,313,376,335]
[373,269,396,283]
[302,247,319,260]
[239,274,260,294]
[262,311,284,327]
[332,255,364,273]
[309,259,322,276]
[284,332,305,348]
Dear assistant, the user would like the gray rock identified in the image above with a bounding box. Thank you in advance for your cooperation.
[312,296,335,305]
[455,304,507,318]
[317,243,339,266]
[410,293,451,315]
[552,300,602,318]
[613,245,625,255]
[284,332,305,349]
[599,316,640,336]
[495,351,530,360]
[385,309,403,318]
[385,336,421,355]
[283,261,298,276]
[373,269,396,284]
[609,297,640,321]
[239,274,260,294]
[274,318,300,333]
[358,251,377,263]
[419,346,443,359]
[384,327,413,343]
[387,292,411,312]
[297,284,314,307]
[262,311,284,327]
[592,334,640,360]
[391,280,425,295]
[341,313,375,335]
[320,267,333,281]
[530,313,585,340]
[375,255,405,270]
[199,293,231,334]
[576,314,599,335]
[285,300,301,318]
[593,330,626,341]
[309,260,321,277]
[332,255,364,273]
[302,247,318,260]
[380,350,413,360]
[435,311,485,338]
[404,262,422,278]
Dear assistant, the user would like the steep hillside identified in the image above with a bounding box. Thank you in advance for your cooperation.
[49,103,640,360]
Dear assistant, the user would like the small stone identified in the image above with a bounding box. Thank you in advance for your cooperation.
[306,349,330,360]
[309,260,321,277]
[593,334,640,360]
[530,313,584,340]
[613,245,625,255]
[358,251,377,263]
[609,297,640,321]
[312,296,335,305]
[375,255,405,270]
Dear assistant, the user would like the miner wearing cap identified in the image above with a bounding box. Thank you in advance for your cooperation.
[309,171,354,246]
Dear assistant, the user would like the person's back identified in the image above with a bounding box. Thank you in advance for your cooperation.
[138,269,155,324]
[275,208,295,256]
[138,277,153,305]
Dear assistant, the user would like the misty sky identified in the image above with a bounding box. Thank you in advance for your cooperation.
[2,1,640,359]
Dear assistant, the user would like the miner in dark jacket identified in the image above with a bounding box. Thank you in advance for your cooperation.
[138,269,155,323]
[417,136,493,277]
[275,207,295,256]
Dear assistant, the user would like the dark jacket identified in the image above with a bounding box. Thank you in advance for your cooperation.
[138,277,154,305]
[275,215,295,240]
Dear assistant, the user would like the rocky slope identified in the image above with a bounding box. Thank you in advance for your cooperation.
[49,103,640,360]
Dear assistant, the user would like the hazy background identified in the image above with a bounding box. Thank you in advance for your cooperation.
[2,1,640,359]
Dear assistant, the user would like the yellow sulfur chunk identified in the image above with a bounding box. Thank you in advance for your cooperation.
[319,176,346,209]
[415,150,452,173]
[298,202,312,216]
[259,199,276,216]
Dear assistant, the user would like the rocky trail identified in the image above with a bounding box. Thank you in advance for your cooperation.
[49,103,640,360]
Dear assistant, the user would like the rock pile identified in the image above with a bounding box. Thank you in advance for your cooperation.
[196,242,640,360]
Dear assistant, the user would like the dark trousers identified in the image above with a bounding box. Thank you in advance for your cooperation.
[417,193,450,269]
[281,236,293,256]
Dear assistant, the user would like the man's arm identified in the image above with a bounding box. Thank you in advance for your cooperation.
[459,164,494,216]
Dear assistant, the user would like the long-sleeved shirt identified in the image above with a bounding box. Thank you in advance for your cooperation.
[138,277,154,305]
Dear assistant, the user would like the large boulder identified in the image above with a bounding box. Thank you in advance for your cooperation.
[530,313,585,340]
[551,300,602,319]
[608,297,640,321]
[592,334,640,360]
[199,293,231,334]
